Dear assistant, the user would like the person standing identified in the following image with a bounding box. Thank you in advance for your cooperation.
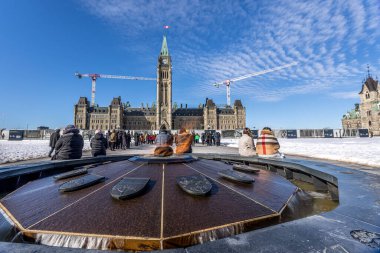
[53,125,83,160]
[48,128,61,157]
[194,133,200,144]
[238,128,256,157]
[126,130,131,149]
[212,132,216,146]
[110,130,117,151]
[215,132,221,146]
[206,132,212,146]
[201,133,205,145]
[117,130,123,149]
[134,132,139,146]
[90,130,108,157]
[122,130,127,150]
[105,130,110,149]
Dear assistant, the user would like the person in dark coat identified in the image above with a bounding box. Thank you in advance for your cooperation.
[117,130,123,149]
[215,132,221,146]
[48,128,61,157]
[53,125,83,160]
[201,133,205,145]
[126,131,131,149]
[90,130,108,157]
[134,132,139,146]
[206,132,212,146]
[121,130,127,150]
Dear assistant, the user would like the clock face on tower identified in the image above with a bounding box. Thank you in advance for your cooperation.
[162,58,168,64]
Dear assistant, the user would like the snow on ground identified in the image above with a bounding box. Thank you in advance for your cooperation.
[222,137,380,168]
[0,140,91,164]
[1,138,379,168]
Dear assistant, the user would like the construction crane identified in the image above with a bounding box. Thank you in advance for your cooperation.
[213,62,298,106]
[75,72,156,107]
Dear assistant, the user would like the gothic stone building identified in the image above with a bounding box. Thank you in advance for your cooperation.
[342,75,380,136]
[74,36,246,131]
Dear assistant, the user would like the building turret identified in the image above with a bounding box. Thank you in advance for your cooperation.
[74,97,89,130]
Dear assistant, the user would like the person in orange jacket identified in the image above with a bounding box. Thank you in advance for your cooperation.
[175,128,193,154]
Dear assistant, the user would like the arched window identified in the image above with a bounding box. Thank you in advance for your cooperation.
[369,121,372,126]
[365,91,370,99]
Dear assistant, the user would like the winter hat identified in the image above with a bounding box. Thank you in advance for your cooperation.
[65,125,75,131]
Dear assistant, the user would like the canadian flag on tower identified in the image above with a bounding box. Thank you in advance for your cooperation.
[163,25,170,29]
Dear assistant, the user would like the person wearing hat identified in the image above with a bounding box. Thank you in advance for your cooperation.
[256,127,284,158]
[154,124,173,156]
[53,125,84,160]
[48,128,61,157]
[90,129,108,157]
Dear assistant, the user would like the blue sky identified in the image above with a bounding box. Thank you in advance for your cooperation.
[0,0,379,130]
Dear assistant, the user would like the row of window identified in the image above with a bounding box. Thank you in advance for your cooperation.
[90,120,108,124]
[125,121,153,126]
[160,71,169,79]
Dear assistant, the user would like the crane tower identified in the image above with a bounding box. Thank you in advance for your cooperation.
[75,72,156,107]
[214,62,298,106]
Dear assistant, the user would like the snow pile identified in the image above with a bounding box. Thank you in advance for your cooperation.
[222,137,380,167]
[0,140,91,164]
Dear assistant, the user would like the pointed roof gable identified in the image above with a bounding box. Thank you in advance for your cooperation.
[160,36,169,56]
[110,96,122,106]
[78,97,89,105]
[359,76,378,94]
[205,98,216,107]
[234,100,243,107]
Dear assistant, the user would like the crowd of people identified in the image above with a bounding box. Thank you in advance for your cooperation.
[48,124,284,160]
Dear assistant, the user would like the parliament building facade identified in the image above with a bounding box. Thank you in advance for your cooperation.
[342,73,380,136]
[74,36,246,131]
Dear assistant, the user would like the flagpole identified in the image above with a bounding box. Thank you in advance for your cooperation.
[163,25,170,36]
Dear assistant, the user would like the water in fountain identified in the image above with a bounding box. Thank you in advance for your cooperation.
[35,233,111,250]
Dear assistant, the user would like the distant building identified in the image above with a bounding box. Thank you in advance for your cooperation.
[342,73,380,136]
[74,36,246,131]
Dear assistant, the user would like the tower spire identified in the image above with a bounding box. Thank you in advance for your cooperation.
[160,36,169,56]
[367,64,371,78]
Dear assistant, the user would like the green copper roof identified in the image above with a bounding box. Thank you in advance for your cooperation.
[160,36,169,56]
[343,108,360,119]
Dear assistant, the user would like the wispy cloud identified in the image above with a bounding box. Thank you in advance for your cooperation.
[330,91,360,99]
[79,0,380,102]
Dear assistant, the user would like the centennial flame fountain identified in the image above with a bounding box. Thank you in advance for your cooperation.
[0,155,309,251]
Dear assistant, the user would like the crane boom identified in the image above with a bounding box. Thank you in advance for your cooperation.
[213,62,298,106]
[75,72,156,106]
